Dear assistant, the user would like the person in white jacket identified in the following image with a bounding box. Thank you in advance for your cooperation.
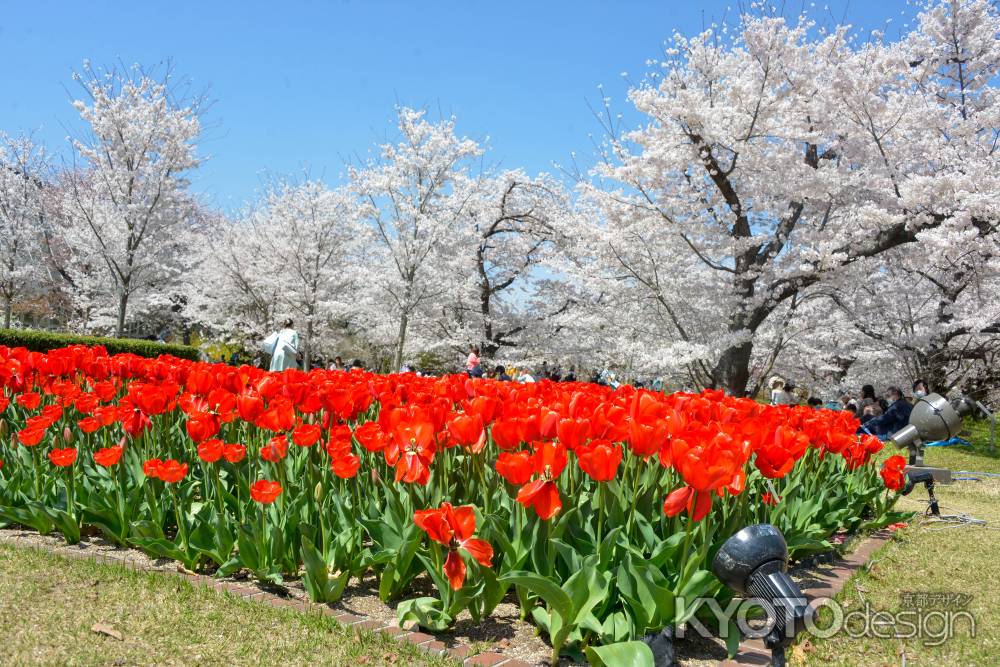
[263,319,300,372]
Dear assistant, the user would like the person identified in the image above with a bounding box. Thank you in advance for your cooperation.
[912,379,929,400]
[839,394,858,413]
[329,356,345,371]
[518,367,536,383]
[768,377,786,405]
[263,319,299,372]
[495,364,512,381]
[770,377,796,405]
[864,386,913,439]
[564,369,577,383]
[807,397,823,409]
[783,381,800,405]
[466,345,482,377]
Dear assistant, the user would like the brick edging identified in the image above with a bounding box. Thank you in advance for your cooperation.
[1,528,891,667]
[721,529,894,666]
[0,531,528,667]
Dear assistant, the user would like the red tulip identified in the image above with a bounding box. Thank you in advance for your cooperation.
[143,458,163,479]
[157,459,188,484]
[236,391,265,422]
[93,445,124,467]
[260,435,289,463]
[514,441,567,520]
[662,485,712,521]
[185,412,220,443]
[16,392,41,410]
[223,443,247,463]
[413,502,493,590]
[197,439,224,463]
[250,479,282,504]
[490,419,524,450]
[392,421,435,485]
[354,422,389,453]
[556,417,590,452]
[496,450,533,485]
[17,426,46,447]
[880,455,907,491]
[292,423,322,447]
[577,440,622,482]
[446,413,486,453]
[48,447,77,467]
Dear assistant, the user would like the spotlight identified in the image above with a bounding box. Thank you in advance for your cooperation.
[901,469,940,516]
[712,524,811,667]
[890,393,965,473]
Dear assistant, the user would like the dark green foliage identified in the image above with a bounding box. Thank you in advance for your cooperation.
[0,328,200,360]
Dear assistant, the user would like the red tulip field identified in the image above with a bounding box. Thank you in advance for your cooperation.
[0,344,910,664]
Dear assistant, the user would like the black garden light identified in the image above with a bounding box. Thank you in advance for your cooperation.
[900,468,940,516]
[712,524,811,667]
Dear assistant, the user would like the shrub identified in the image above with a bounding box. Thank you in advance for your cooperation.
[0,328,200,361]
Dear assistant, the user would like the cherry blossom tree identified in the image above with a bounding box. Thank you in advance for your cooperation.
[583,0,1000,394]
[350,108,482,370]
[57,62,203,336]
[427,171,574,358]
[190,180,363,368]
[0,133,48,328]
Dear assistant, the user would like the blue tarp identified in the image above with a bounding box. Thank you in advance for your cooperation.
[924,437,972,447]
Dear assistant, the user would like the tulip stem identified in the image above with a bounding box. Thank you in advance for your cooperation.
[31,447,42,499]
[170,485,189,554]
[596,483,605,549]
[679,492,697,583]
[114,463,127,544]
[213,464,224,516]
[64,466,76,523]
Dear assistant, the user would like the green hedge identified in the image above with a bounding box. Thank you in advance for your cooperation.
[0,328,201,361]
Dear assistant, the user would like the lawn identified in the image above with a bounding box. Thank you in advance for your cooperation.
[798,418,1000,666]
[0,543,457,667]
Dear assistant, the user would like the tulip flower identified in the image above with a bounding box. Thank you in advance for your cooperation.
[880,455,907,492]
[514,441,567,520]
[413,502,493,590]
[250,479,283,504]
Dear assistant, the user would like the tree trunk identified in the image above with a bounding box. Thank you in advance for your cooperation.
[2,297,11,329]
[711,340,753,395]
[394,311,409,372]
[304,318,313,371]
[116,291,129,338]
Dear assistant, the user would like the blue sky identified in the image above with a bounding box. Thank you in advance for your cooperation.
[2,0,915,211]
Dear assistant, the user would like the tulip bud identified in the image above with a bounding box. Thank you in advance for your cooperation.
[0,418,8,438]
[314,481,324,503]
[63,426,75,446]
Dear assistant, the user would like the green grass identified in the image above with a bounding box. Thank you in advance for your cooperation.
[797,419,1000,666]
[0,544,457,667]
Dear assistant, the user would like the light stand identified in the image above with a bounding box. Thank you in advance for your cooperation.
[712,524,811,667]
[900,469,940,516]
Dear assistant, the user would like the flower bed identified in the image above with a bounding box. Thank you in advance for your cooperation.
[0,344,908,664]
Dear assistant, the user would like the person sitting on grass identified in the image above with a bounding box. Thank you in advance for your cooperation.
[863,386,913,439]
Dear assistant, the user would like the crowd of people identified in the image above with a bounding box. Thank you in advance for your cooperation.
[769,376,930,440]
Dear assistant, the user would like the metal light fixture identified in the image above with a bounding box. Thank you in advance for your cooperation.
[890,393,972,472]
[712,524,811,667]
